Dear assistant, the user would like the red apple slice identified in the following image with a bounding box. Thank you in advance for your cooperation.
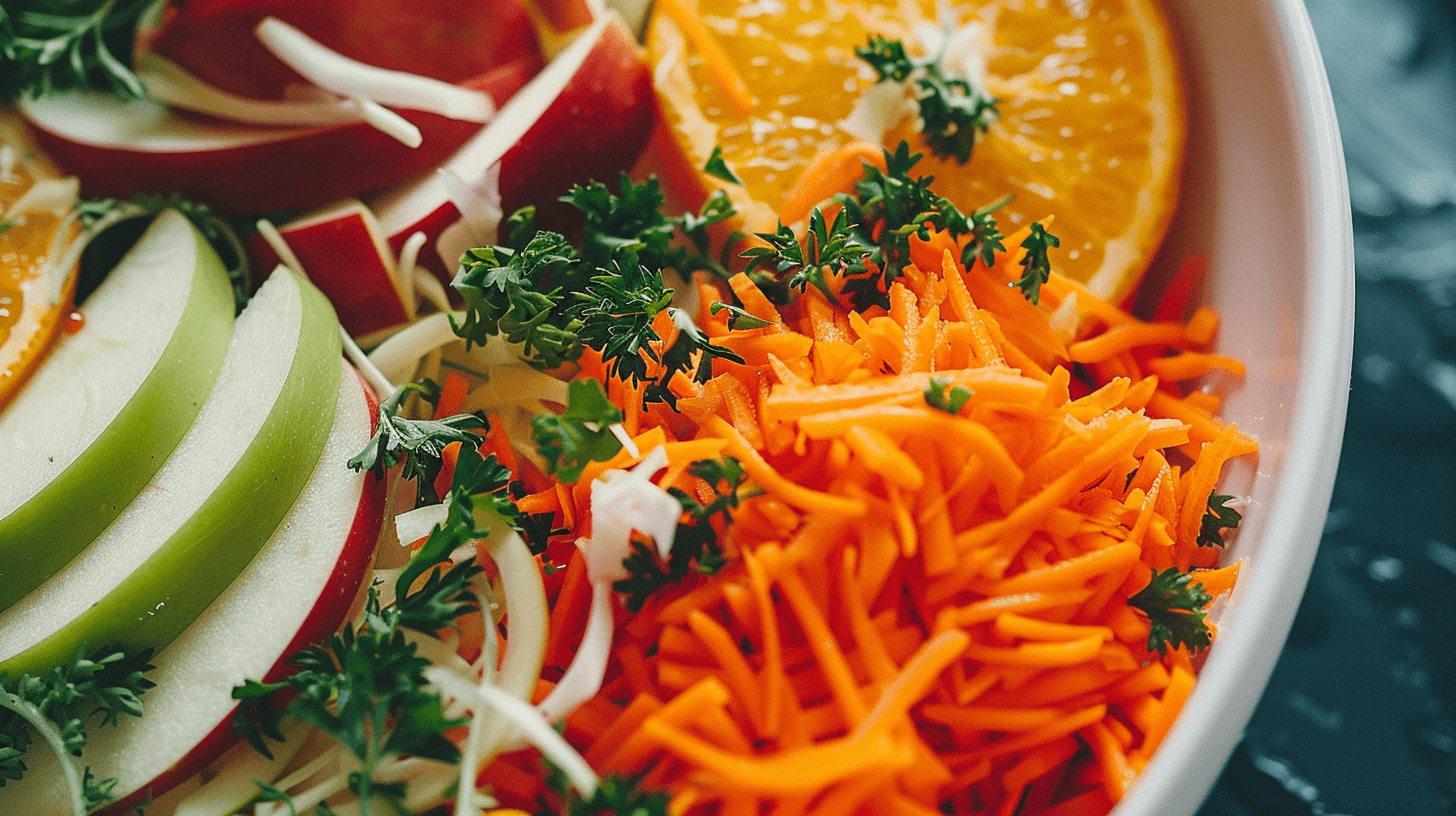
[253,199,415,342]
[142,0,544,102]
[371,12,654,281]
[0,365,385,815]
[16,56,542,215]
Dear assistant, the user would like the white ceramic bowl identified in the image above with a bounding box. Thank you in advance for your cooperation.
[1116,1,1354,814]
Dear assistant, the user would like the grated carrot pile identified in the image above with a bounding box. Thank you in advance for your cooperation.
[484,228,1256,815]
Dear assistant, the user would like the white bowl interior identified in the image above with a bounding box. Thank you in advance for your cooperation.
[1115,1,1354,814]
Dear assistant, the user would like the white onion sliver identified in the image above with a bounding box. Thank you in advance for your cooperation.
[0,689,87,816]
[394,502,449,548]
[435,163,503,272]
[134,51,361,128]
[255,17,496,123]
[425,668,599,797]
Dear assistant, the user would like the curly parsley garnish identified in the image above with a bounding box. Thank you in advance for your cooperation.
[453,179,744,409]
[924,378,973,414]
[855,34,998,164]
[1198,494,1243,548]
[1127,567,1213,656]
[0,643,155,809]
[614,457,748,611]
[347,378,489,504]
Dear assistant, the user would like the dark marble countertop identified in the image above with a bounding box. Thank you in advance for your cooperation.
[1197,1,1456,814]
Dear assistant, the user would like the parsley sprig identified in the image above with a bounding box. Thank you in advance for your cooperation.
[924,378,973,414]
[614,457,748,611]
[532,378,625,484]
[232,510,489,814]
[546,771,671,816]
[1198,494,1243,548]
[0,643,155,809]
[855,34,998,164]
[739,143,1047,311]
[452,178,745,409]
[347,379,489,504]
[1127,567,1213,656]
[0,0,150,103]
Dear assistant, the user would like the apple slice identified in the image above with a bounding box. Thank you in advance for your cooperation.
[0,210,235,613]
[142,0,544,102]
[0,266,342,680]
[16,56,542,215]
[0,364,385,815]
[252,199,415,342]
[372,12,654,280]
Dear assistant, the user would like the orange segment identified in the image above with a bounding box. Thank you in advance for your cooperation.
[645,0,1185,303]
[0,136,81,410]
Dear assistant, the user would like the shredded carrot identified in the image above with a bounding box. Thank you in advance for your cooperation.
[778,142,886,226]
[491,227,1255,815]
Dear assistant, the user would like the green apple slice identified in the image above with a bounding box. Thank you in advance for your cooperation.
[0,267,341,679]
[0,209,236,612]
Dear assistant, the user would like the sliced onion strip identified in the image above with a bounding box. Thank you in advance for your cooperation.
[255,17,496,123]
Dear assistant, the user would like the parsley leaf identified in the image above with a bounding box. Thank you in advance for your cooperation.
[614,457,748,611]
[924,378,972,414]
[451,232,586,370]
[1127,567,1213,656]
[709,301,773,330]
[0,643,155,807]
[232,538,484,814]
[346,379,488,505]
[1013,222,1059,304]
[855,34,998,164]
[742,208,866,301]
[704,146,743,186]
[576,251,675,386]
[532,378,625,483]
[0,0,151,103]
[542,760,669,816]
[1198,493,1242,548]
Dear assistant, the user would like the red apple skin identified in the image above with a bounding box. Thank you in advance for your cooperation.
[144,0,544,101]
[102,367,386,815]
[254,201,413,340]
[23,56,542,215]
[526,0,596,35]
[381,17,654,282]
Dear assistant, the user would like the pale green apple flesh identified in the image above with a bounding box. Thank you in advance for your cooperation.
[0,266,342,679]
[0,362,374,814]
[0,209,236,612]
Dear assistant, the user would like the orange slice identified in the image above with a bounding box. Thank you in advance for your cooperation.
[645,0,1186,303]
[0,132,82,410]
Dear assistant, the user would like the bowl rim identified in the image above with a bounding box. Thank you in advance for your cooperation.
[1114,1,1356,814]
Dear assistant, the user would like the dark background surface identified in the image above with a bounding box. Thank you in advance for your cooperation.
[1196,1,1456,814]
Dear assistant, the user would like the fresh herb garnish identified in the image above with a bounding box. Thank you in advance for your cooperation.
[347,379,488,504]
[742,207,866,301]
[0,0,151,103]
[453,183,744,408]
[232,538,485,814]
[855,34,998,164]
[1127,567,1213,656]
[924,378,973,414]
[614,457,748,611]
[0,643,155,808]
[452,231,586,370]
[709,301,773,330]
[541,758,669,816]
[1013,222,1059,304]
[703,146,743,186]
[531,378,625,484]
[1198,493,1242,548]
